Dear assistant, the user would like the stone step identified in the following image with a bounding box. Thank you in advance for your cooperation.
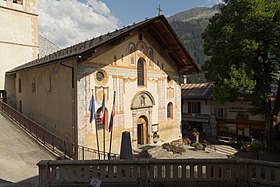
[212,145,238,155]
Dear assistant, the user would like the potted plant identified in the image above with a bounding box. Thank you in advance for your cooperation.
[247,140,262,159]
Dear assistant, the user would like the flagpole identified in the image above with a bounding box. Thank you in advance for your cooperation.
[108,91,116,160]
[95,118,101,160]
[92,89,100,160]
[108,120,114,160]
[103,87,106,160]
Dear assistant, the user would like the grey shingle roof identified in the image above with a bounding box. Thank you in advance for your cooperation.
[181,83,213,100]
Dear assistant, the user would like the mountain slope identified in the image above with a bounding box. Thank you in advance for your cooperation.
[168,5,220,83]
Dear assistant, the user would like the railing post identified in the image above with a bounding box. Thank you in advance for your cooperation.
[236,159,249,187]
[82,146,85,160]
[138,159,149,187]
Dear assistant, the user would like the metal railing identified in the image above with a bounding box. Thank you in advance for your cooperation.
[0,100,118,160]
[37,158,280,187]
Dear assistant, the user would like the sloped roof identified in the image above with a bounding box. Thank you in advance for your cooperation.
[181,83,212,100]
[6,15,199,74]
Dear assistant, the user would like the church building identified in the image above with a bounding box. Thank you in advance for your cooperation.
[4,7,199,156]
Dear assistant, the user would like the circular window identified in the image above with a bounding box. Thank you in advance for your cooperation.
[96,71,105,82]
[94,69,108,86]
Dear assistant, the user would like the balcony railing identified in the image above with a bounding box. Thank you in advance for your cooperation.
[37,158,280,187]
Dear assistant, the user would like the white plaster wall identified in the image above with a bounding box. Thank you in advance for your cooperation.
[0,9,34,44]
[15,62,74,142]
[0,3,38,89]
[212,101,264,121]
[0,44,35,89]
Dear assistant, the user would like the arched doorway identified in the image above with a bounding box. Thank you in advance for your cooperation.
[137,116,148,145]
[131,91,155,148]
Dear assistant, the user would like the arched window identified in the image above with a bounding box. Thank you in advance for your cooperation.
[128,43,135,54]
[137,58,146,86]
[19,78,21,93]
[96,107,108,130]
[147,48,154,67]
[167,102,173,119]
[128,43,135,65]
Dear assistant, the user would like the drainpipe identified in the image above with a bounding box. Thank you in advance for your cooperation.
[60,62,76,158]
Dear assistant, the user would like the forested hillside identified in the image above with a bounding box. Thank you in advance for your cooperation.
[168,5,220,83]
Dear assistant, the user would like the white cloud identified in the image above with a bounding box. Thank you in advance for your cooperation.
[38,0,119,48]
[207,0,223,6]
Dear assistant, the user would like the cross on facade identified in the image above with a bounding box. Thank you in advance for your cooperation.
[157,4,163,16]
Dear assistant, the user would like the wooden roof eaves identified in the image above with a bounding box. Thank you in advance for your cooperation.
[6,55,80,75]
[158,16,200,73]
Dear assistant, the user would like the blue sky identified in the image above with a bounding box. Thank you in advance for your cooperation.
[100,0,222,26]
[39,0,222,48]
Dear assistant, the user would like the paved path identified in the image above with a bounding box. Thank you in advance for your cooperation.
[138,142,229,159]
[0,113,55,186]
[145,141,280,162]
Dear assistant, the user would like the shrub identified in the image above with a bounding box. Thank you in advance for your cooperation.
[174,146,186,154]
[162,143,170,150]
[162,142,186,154]
[182,138,191,145]
[191,142,204,151]
[247,140,262,153]
[137,150,152,159]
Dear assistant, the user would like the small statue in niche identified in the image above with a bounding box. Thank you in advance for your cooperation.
[140,95,146,106]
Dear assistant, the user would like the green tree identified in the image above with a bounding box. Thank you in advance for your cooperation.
[202,0,280,143]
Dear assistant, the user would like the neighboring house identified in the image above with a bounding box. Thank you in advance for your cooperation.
[5,15,199,156]
[181,83,265,139]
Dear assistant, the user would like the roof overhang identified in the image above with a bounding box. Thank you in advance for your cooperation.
[143,16,200,74]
